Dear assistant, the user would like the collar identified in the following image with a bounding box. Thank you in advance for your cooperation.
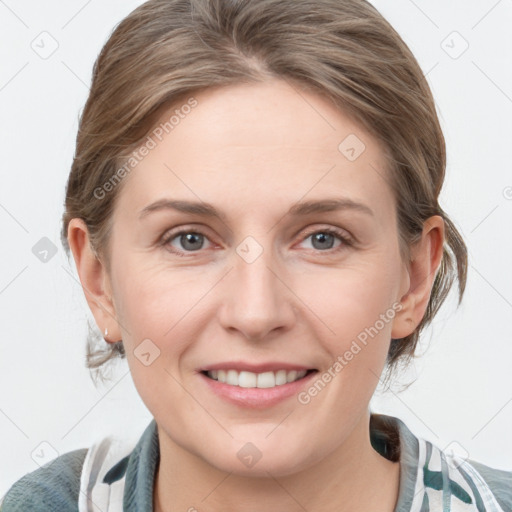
[80,413,502,511]
[118,413,419,511]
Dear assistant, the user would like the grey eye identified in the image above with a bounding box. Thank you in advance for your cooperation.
[176,232,206,251]
[310,232,337,250]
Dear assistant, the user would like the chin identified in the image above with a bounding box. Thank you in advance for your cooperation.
[211,455,311,478]
[202,436,319,478]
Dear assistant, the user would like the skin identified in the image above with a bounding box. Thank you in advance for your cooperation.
[68,78,444,512]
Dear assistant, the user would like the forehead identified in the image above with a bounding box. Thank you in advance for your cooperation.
[115,79,395,224]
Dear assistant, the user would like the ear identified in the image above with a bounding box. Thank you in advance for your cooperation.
[391,215,445,339]
[67,218,122,343]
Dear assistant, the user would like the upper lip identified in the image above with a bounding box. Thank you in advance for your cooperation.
[200,361,315,373]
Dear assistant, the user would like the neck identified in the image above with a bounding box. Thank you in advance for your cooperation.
[153,410,400,512]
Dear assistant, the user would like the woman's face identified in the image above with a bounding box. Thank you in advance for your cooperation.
[104,79,412,475]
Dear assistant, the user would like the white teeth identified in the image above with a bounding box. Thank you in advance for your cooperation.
[226,369,238,386]
[257,371,275,388]
[286,370,298,383]
[206,369,308,388]
[275,369,287,385]
[238,371,257,388]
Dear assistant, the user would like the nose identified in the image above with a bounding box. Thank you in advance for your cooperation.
[217,239,296,341]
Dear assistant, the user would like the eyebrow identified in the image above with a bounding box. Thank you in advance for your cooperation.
[138,197,374,221]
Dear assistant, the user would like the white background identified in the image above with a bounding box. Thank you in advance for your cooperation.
[0,0,511,497]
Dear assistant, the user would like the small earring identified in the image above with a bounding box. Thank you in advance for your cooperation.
[104,327,109,338]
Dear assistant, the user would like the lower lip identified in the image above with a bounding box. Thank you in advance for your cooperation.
[199,371,318,409]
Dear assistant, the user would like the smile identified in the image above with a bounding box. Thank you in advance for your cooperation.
[204,369,313,388]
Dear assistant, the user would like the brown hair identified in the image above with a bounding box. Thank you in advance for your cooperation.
[61,0,467,385]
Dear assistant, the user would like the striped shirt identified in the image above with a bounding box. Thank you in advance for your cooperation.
[1,413,511,511]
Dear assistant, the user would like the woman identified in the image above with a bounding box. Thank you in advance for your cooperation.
[2,0,510,510]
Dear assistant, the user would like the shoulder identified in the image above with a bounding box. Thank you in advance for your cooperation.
[0,448,88,512]
[465,458,512,510]
[370,413,512,511]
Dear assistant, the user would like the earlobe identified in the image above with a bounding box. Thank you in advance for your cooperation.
[391,265,414,339]
[391,215,445,339]
[67,218,122,343]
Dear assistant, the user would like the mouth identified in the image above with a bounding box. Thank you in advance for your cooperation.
[198,361,319,408]
[201,368,317,389]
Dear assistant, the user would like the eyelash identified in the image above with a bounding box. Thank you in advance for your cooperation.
[160,226,353,258]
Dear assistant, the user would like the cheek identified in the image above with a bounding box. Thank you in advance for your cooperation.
[301,260,399,338]
[111,256,205,352]
[111,262,206,417]
[303,260,401,402]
